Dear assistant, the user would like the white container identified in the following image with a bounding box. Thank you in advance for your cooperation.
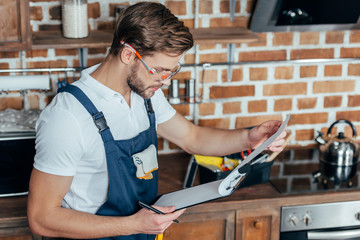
[62,0,88,38]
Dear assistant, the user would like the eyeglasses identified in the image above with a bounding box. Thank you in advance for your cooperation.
[121,41,181,81]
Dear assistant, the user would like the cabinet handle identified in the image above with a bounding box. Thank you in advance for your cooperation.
[253,220,262,229]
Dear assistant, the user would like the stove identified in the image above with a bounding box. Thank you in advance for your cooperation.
[269,147,360,195]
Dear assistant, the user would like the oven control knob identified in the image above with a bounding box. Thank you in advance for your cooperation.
[289,215,299,226]
[355,212,360,221]
[303,214,311,226]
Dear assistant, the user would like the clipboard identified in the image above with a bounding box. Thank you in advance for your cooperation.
[153,115,290,210]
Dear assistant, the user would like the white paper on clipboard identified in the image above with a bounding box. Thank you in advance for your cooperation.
[154,115,290,210]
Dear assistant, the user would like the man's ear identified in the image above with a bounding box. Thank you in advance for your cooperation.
[120,47,135,64]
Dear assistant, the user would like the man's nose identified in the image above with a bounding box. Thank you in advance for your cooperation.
[159,78,171,87]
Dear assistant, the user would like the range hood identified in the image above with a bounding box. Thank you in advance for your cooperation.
[250,0,360,32]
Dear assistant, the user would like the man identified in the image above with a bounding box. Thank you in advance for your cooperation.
[27,2,287,240]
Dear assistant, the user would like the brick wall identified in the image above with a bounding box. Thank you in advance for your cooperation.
[0,0,359,154]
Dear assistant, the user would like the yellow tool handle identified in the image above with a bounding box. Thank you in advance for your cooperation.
[156,233,163,240]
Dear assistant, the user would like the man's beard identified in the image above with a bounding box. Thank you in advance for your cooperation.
[127,63,152,99]
[127,63,159,99]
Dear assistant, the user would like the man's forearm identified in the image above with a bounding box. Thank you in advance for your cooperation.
[28,206,136,239]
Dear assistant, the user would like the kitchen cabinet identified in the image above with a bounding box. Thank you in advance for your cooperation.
[163,207,279,240]
[0,0,31,51]
[236,208,279,240]
[163,210,235,240]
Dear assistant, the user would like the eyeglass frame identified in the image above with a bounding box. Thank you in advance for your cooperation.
[120,41,182,81]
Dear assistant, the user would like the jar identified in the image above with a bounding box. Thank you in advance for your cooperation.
[61,0,88,38]
[169,79,181,104]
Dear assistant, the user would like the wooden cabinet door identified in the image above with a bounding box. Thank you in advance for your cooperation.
[236,208,280,240]
[0,0,30,51]
[163,210,235,240]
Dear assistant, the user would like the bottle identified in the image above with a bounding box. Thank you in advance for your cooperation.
[62,0,88,38]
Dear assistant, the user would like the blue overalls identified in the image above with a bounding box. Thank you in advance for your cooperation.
[59,85,158,240]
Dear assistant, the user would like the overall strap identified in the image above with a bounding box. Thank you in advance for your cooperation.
[58,85,114,143]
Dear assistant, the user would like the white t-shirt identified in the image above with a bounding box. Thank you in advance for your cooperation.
[34,64,176,214]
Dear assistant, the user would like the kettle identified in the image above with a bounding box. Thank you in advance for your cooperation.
[315,119,359,183]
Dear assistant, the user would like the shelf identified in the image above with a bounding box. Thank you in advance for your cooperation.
[31,30,113,50]
[31,27,260,50]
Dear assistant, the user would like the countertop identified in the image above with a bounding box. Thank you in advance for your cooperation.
[2,150,360,236]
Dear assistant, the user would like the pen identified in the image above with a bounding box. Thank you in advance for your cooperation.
[138,201,180,223]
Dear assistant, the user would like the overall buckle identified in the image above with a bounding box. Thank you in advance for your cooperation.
[92,111,109,133]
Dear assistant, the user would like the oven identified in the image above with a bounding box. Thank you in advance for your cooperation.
[0,132,36,197]
[270,147,360,240]
[280,201,360,240]
[0,109,39,197]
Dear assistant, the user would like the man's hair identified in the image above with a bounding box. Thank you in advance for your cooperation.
[109,2,194,57]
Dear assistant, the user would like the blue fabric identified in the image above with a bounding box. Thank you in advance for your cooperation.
[59,85,158,240]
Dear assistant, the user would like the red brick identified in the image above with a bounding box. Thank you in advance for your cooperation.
[26,50,48,58]
[0,52,19,58]
[0,97,23,110]
[324,96,342,108]
[299,32,319,45]
[157,137,164,151]
[263,83,307,96]
[336,111,360,122]
[274,66,294,80]
[199,44,216,50]
[27,94,40,110]
[73,57,105,68]
[26,60,68,69]
[88,2,100,19]
[235,114,282,128]
[199,0,213,14]
[201,70,217,83]
[165,1,187,15]
[239,50,286,62]
[313,80,355,93]
[273,32,293,46]
[209,85,254,99]
[88,48,107,55]
[199,53,227,63]
[168,141,181,150]
[295,129,315,141]
[348,95,360,107]
[249,67,267,81]
[183,19,195,29]
[300,66,317,78]
[198,103,216,116]
[0,63,9,70]
[348,64,360,76]
[219,0,240,13]
[297,98,317,109]
[274,98,292,112]
[247,33,267,47]
[325,31,344,44]
[30,6,43,21]
[209,17,248,28]
[290,49,334,60]
[248,100,267,113]
[223,101,241,114]
[288,113,328,125]
[109,3,129,17]
[38,24,61,31]
[172,104,190,116]
[340,48,360,58]
[221,68,243,82]
[49,5,60,20]
[184,53,195,65]
[350,30,360,43]
[198,118,230,129]
[324,65,342,77]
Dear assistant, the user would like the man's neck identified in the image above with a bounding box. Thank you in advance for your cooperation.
[90,55,132,105]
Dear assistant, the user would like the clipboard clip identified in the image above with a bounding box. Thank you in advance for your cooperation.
[218,163,251,196]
